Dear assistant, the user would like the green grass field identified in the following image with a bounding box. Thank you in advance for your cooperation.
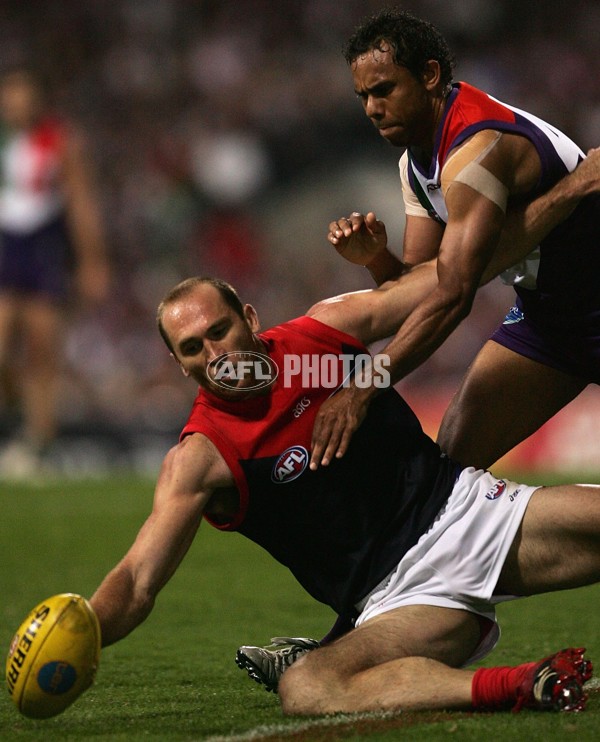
[1,475,600,741]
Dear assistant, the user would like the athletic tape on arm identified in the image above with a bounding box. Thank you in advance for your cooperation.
[441,131,509,212]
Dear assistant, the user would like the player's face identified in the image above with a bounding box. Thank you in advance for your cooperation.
[162,284,264,397]
[0,74,42,130]
[351,44,437,149]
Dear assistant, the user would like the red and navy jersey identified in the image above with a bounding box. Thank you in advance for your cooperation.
[406,81,600,334]
[181,316,458,615]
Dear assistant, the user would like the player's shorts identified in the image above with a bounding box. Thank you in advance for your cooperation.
[354,467,539,666]
[491,301,600,383]
[0,216,73,299]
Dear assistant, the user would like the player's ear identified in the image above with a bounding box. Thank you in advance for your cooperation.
[244,304,260,333]
[171,352,190,377]
[422,60,442,91]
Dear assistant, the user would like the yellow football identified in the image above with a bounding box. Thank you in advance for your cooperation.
[6,593,101,719]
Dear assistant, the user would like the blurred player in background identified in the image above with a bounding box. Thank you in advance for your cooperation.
[0,68,109,478]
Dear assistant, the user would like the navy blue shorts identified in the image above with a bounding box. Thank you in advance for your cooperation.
[491,302,600,384]
[0,217,73,299]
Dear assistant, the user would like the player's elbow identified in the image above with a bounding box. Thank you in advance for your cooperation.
[438,281,477,324]
[455,291,476,321]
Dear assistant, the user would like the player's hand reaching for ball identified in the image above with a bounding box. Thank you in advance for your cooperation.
[327,211,388,266]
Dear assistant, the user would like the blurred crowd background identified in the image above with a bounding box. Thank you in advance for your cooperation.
[1,0,599,476]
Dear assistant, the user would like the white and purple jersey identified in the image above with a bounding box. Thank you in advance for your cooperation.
[403,82,600,381]
[0,117,72,298]
[0,117,66,234]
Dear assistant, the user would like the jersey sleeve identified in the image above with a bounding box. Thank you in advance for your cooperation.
[399,152,430,218]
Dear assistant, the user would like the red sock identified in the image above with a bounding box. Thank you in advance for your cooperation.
[471,663,537,709]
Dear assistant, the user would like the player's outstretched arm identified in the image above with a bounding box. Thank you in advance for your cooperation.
[90,435,213,646]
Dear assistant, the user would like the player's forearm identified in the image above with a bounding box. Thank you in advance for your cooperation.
[344,296,466,419]
[365,247,405,285]
[386,292,470,384]
[90,565,155,647]
[356,281,472,403]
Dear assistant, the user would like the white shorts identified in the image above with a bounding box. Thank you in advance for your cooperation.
[354,467,539,665]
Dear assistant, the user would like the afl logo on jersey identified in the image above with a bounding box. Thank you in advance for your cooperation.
[485,480,507,500]
[271,446,309,483]
[502,306,524,325]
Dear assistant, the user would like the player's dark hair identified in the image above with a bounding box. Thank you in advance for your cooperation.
[157,276,244,355]
[343,8,455,88]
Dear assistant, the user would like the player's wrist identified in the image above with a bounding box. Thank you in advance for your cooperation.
[364,248,404,285]
[350,374,383,402]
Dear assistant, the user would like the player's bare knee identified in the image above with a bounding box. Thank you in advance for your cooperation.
[279,662,316,714]
[279,658,341,715]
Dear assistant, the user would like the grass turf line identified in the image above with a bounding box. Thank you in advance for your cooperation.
[1,476,600,741]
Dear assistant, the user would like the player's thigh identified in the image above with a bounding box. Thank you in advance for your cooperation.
[498,484,600,595]
[21,296,64,364]
[437,340,586,469]
[296,605,481,680]
[0,292,21,352]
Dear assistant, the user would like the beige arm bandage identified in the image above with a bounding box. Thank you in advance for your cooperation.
[441,130,509,212]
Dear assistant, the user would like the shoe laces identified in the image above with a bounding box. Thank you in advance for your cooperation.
[267,637,320,669]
